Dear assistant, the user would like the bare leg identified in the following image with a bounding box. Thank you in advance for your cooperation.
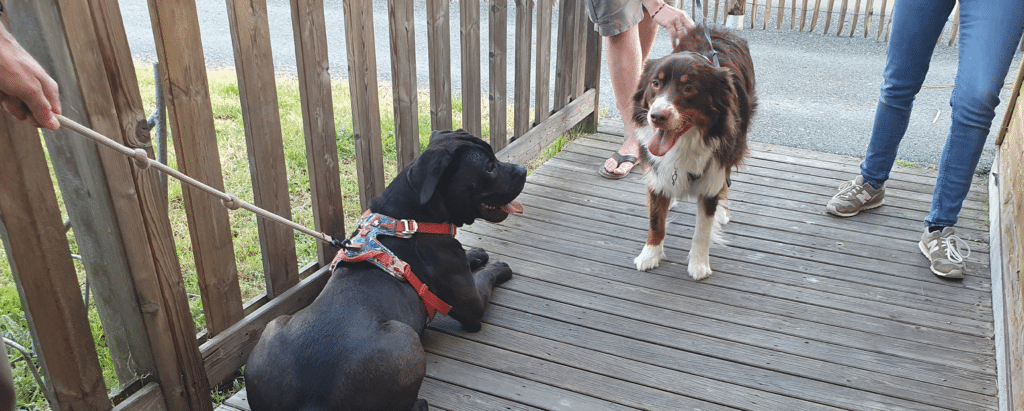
[603,13,662,176]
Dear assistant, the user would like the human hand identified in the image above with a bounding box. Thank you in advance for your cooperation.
[649,3,696,48]
[0,24,61,130]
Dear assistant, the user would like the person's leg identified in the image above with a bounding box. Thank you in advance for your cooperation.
[0,346,14,411]
[926,0,1024,228]
[603,25,645,176]
[859,0,954,188]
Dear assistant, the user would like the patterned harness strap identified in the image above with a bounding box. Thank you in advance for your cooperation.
[330,210,457,320]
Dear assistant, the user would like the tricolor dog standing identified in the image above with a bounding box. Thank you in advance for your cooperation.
[632,26,757,280]
[245,130,526,411]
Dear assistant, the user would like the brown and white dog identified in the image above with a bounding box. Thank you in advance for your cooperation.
[632,26,756,280]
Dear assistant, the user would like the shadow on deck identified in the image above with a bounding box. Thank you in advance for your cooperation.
[220,121,995,410]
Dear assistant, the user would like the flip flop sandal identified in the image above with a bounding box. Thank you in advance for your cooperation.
[598,152,639,180]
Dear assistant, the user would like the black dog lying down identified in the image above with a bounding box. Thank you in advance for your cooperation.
[245,130,526,411]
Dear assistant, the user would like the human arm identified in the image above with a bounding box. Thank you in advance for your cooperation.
[641,0,696,46]
[0,20,60,130]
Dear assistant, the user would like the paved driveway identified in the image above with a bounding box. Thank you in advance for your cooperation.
[119,0,1022,172]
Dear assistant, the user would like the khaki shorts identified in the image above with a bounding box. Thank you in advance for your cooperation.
[585,0,677,36]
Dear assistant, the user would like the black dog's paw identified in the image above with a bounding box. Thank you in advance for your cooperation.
[466,247,489,270]
[490,261,513,284]
[411,399,429,411]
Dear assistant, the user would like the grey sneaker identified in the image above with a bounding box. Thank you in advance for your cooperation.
[918,227,970,279]
[826,176,885,217]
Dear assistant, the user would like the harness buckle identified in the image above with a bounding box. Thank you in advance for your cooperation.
[395,219,418,238]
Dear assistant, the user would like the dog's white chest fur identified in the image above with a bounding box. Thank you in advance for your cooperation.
[638,125,727,199]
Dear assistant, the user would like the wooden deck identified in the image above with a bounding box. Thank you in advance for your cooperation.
[219,122,996,410]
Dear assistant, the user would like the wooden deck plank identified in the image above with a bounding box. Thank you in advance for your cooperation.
[222,125,997,409]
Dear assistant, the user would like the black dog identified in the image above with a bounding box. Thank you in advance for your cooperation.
[244,130,526,411]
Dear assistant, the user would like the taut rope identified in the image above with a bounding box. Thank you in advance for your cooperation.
[55,114,342,248]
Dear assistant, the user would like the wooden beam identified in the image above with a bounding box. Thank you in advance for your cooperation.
[290,0,344,266]
[534,0,553,125]
[489,0,509,151]
[496,88,596,165]
[0,112,109,410]
[513,0,534,139]
[7,0,160,388]
[343,0,385,209]
[579,19,602,134]
[225,0,297,304]
[387,0,421,170]
[200,267,332,387]
[111,383,166,411]
[461,0,483,136]
[426,0,453,131]
[553,0,580,112]
[862,0,874,37]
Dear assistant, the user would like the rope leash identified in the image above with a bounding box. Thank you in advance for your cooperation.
[693,0,721,67]
[55,114,343,248]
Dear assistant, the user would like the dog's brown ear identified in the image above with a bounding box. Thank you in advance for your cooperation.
[632,59,658,126]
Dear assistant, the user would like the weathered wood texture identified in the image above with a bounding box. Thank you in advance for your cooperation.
[8,0,158,387]
[0,110,109,411]
[111,383,166,411]
[221,122,998,410]
[290,0,344,266]
[388,0,421,171]
[342,0,385,210]
[994,59,1024,411]
[225,0,298,303]
[489,0,509,151]
[426,0,453,131]
[513,0,534,139]
[461,0,483,137]
[534,0,553,125]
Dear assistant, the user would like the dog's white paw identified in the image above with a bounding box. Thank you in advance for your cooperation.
[687,250,712,280]
[715,203,731,226]
[634,244,665,271]
[687,261,712,280]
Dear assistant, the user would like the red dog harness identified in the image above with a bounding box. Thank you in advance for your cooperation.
[330,210,457,320]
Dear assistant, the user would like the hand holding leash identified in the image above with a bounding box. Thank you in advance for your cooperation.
[648,2,695,48]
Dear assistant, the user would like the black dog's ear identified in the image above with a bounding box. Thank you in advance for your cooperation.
[407,145,453,205]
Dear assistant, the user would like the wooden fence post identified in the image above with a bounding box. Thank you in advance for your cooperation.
[388,0,422,170]
[489,0,509,151]
[5,0,159,388]
[426,0,454,131]
[513,0,534,140]
[289,0,344,267]
[461,0,483,137]
[0,116,110,411]
[534,0,553,125]
[343,0,385,210]
[225,0,299,302]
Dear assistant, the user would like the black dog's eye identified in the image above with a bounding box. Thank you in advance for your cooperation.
[683,84,697,94]
[487,162,496,173]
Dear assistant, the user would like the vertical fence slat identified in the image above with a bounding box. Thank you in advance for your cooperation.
[490,0,509,150]
[461,0,483,136]
[290,0,344,267]
[225,0,294,308]
[343,0,385,209]
[580,20,602,133]
[848,0,861,36]
[875,0,888,40]
[713,0,721,25]
[535,0,553,124]
[10,0,160,389]
[0,115,110,410]
[750,0,759,28]
[799,0,809,30]
[946,3,960,47]
[513,0,534,139]
[823,0,835,35]
[572,0,589,98]
[388,0,421,170]
[790,0,796,29]
[776,0,784,29]
[427,0,454,130]
[553,0,580,111]
[836,0,849,36]
[862,0,874,37]
[762,0,772,29]
[809,0,822,31]
[148,0,242,342]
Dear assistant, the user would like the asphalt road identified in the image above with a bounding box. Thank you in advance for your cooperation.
[119,1,1022,173]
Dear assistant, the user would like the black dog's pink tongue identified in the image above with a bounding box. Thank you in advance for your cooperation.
[501,200,524,214]
[647,129,676,157]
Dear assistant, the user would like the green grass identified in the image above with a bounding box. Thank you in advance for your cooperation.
[0,61,575,409]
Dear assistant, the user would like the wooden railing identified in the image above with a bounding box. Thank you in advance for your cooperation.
[0,0,600,409]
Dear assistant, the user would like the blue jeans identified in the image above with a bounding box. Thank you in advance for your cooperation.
[859,0,1024,228]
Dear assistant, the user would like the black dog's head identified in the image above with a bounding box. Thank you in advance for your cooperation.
[371,130,526,226]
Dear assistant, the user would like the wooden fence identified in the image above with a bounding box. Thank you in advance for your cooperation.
[0,0,600,409]
[699,0,968,46]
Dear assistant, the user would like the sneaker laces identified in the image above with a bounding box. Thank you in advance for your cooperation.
[834,180,866,200]
[940,234,971,263]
